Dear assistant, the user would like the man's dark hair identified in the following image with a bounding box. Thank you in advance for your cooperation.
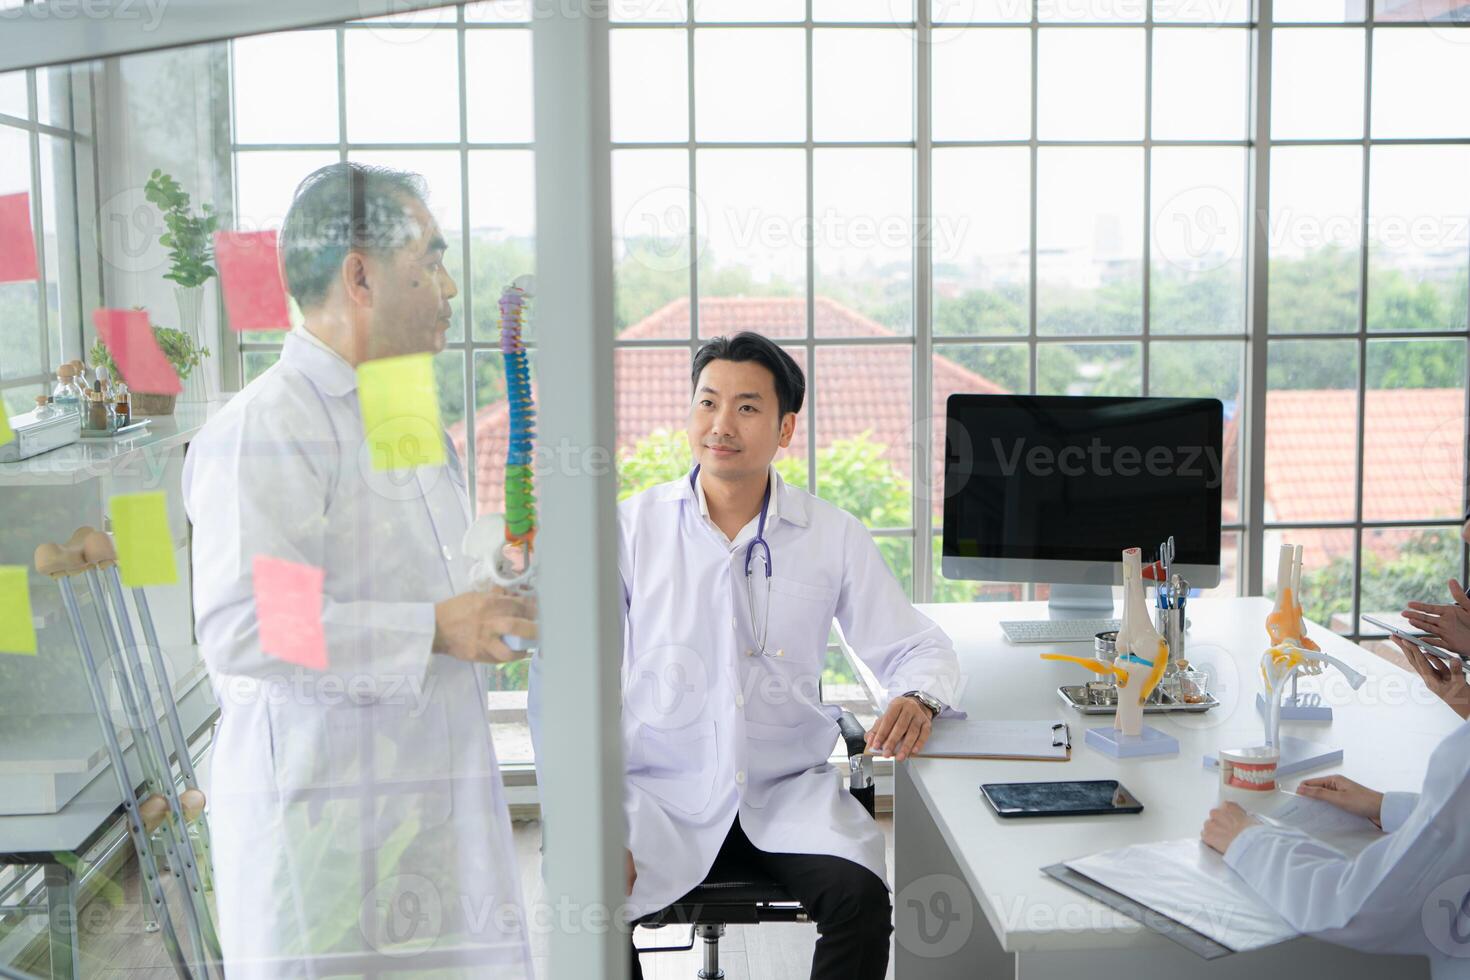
[691,332,806,419]
[279,162,429,309]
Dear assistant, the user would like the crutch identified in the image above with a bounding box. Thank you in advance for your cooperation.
[118,559,215,893]
[74,529,222,974]
[34,530,195,980]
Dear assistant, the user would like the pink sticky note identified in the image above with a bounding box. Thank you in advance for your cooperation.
[215,230,291,332]
[92,309,182,396]
[253,554,329,671]
[0,192,39,284]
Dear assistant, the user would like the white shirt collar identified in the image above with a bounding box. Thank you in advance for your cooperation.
[294,325,353,370]
[694,463,780,548]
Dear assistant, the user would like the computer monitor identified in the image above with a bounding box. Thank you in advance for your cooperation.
[941,394,1223,615]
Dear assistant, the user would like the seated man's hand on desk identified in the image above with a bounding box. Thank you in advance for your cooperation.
[864,695,936,762]
[432,588,539,664]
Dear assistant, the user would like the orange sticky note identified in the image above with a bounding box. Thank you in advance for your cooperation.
[109,491,179,587]
[215,230,292,332]
[0,399,13,448]
[356,353,446,472]
[0,566,38,655]
[93,308,182,396]
[253,555,329,671]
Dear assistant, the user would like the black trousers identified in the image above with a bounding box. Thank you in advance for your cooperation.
[630,816,892,980]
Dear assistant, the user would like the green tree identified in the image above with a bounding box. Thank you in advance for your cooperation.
[1295,530,1464,632]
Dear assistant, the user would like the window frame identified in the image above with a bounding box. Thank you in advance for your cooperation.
[223,0,1470,644]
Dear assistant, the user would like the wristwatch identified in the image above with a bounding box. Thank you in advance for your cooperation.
[900,690,944,718]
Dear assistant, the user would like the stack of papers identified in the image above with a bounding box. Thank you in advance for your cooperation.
[1062,792,1382,953]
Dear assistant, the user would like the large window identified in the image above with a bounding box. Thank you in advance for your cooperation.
[226,0,1470,666]
[0,50,91,420]
[607,0,1254,616]
[1261,5,1470,638]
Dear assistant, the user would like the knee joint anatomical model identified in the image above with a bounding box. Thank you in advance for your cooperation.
[1042,547,1170,742]
[1259,543,1367,747]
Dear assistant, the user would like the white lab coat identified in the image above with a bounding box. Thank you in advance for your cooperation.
[183,332,532,978]
[532,466,959,918]
[1226,719,1470,978]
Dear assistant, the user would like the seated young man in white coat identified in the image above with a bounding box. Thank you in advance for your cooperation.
[184,163,537,978]
[1201,542,1470,979]
[617,332,961,980]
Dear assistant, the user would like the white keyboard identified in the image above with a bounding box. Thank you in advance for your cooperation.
[999,618,1121,644]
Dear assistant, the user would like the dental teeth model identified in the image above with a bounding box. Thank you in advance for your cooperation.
[1218,745,1280,806]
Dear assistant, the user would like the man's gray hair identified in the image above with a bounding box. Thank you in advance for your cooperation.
[279,162,429,309]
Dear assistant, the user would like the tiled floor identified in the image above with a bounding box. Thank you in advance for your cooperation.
[29,815,897,979]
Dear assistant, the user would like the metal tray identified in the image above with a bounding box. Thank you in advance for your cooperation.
[79,418,151,439]
[1058,684,1219,715]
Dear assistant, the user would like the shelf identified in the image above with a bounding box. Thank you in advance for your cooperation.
[0,400,231,486]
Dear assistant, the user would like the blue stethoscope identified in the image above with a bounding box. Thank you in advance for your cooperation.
[690,465,776,656]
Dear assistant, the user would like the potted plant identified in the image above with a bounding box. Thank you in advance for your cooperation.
[90,319,209,417]
[145,169,217,399]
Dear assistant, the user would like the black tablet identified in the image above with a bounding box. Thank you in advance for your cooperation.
[981,780,1144,818]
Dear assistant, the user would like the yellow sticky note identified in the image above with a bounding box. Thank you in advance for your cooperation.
[109,491,179,587]
[0,399,13,447]
[356,353,446,472]
[0,566,37,655]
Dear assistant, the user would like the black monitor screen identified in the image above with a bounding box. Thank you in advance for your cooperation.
[942,395,1223,565]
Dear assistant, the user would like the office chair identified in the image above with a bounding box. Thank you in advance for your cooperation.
[633,710,875,980]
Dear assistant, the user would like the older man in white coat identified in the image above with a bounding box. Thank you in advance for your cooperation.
[1202,547,1470,979]
[581,332,960,979]
[184,163,536,977]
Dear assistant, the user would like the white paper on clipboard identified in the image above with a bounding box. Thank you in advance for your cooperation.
[915,719,1070,761]
[1062,793,1382,952]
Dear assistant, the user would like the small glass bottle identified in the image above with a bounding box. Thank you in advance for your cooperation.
[85,386,113,432]
[33,394,58,420]
[112,373,130,427]
[51,364,84,416]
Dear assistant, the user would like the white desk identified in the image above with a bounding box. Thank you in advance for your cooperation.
[884,597,1457,979]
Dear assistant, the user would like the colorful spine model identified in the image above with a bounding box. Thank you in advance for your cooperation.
[500,282,536,557]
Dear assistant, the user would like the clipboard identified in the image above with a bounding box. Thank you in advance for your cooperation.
[914,720,1072,762]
